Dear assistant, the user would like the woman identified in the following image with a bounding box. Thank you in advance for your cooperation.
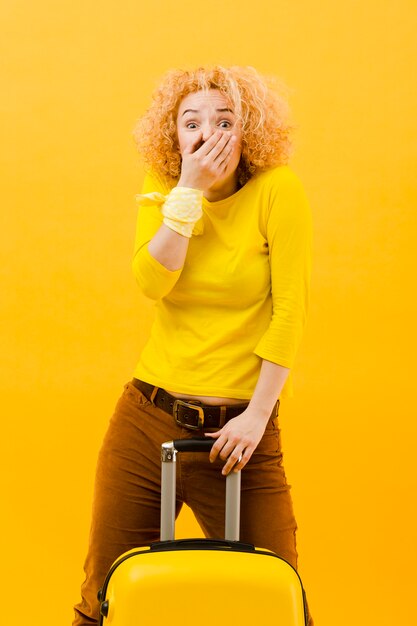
[73,65,313,625]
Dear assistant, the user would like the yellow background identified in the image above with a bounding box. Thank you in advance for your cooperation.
[2,1,416,624]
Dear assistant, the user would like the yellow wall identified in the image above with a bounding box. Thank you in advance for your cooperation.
[2,1,416,624]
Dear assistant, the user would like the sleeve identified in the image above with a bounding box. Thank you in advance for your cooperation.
[132,171,183,300]
[253,168,313,369]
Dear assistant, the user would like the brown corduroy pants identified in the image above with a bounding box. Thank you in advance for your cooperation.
[73,380,313,625]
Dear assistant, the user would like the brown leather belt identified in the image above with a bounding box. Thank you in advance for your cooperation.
[132,378,278,430]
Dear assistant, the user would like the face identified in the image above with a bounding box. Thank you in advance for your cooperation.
[176,89,242,181]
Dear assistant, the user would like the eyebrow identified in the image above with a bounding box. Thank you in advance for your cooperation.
[181,108,234,117]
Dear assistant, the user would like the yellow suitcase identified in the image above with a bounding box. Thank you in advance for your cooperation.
[98,439,307,625]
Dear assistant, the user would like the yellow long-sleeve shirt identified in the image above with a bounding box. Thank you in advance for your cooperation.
[132,165,312,399]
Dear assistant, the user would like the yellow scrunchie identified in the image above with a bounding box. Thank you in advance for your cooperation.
[135,187,204,237]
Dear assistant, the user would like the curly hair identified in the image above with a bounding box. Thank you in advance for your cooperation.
[132,65,296,187]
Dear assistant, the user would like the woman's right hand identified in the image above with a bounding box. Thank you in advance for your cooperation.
[177,130,237,192]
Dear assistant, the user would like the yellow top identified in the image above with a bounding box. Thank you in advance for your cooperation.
[132,165,312,399]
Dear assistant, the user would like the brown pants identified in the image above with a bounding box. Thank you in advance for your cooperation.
[73,381,313,625]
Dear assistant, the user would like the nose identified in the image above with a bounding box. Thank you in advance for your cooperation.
[201,123,213,142]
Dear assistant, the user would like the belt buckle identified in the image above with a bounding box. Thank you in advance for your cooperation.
[173,399,204,430]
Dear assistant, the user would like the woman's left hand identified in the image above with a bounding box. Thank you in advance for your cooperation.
[204,408,270,475]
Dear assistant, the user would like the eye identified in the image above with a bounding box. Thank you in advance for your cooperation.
[219,120,232,128]
[186,122,198,129]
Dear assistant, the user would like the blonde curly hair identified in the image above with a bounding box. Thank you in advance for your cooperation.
[132,65,295,187]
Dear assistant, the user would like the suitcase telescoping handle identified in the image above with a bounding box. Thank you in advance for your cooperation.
[161,438,241,542]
